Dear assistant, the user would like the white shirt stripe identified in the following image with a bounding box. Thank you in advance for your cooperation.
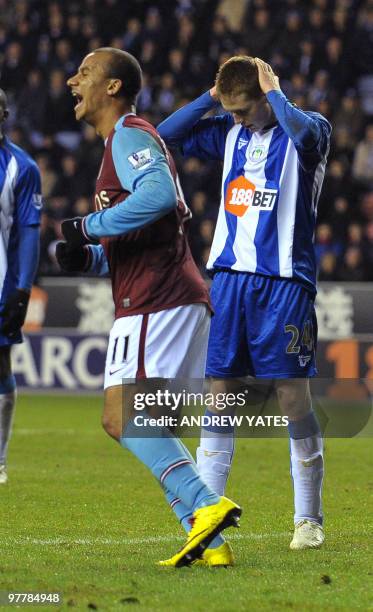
[232,129,275,271]
[276,140,298,277]
[0,155,19,289]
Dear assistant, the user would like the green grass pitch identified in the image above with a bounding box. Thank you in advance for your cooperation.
[1,395,372,611]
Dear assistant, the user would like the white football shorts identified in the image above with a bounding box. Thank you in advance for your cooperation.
[104,303,210,389]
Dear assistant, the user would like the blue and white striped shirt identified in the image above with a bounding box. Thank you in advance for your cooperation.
[158,90,331,292]
[0,137,42,302]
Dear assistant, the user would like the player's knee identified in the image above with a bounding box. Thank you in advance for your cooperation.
[278,391,298,413]
[102,386,125,441]
[276,380,311,417]
[101,411,122,441]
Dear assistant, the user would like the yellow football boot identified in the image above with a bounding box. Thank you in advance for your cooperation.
[192,542,235,567]
[158,496,241,568]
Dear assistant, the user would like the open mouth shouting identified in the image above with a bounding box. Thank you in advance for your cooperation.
[72,91,84,114]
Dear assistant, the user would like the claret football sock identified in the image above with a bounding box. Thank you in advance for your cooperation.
[288,411,324,525]
[0,376,17,466]
[121,417,220,511]
[196,410,235,496]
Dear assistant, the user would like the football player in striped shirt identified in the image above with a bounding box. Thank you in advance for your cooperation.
[158,56,331,561]
[0,88,42,483]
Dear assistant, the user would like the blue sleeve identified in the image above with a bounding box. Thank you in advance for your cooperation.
[15,161,43,226]
[266,90,331,169]
[157,91,234,161]
[18,225,40,290]
[87,245,109,276]
[85,127,177,239]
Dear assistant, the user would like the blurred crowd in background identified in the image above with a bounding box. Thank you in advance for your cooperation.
[1,0,373,280]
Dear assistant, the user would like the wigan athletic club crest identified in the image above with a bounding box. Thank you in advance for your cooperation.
[249,144,266,163]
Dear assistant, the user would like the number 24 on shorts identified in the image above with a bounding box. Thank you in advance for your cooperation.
[285,320,314,354]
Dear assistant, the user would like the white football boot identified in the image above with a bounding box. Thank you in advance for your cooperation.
[290,519,324,550]
[0,465,8,484]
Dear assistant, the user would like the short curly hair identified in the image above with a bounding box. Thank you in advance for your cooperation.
[216,56,262,100]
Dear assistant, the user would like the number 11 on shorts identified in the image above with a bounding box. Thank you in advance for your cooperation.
[111,335,129,365]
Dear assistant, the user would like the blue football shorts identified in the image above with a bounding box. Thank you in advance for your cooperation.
[206,270,317,379]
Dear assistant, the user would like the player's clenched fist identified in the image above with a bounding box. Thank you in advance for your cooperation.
[254,58,280,95]
[61,216,92,248]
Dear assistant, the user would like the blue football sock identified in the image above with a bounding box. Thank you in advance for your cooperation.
[121,417,220,511]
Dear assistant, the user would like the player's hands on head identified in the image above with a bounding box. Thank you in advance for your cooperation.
[0,289,30,337]
[55,241,90,273]
[254,58,280,95]
[209,85,219,101]
[61,216,92,249]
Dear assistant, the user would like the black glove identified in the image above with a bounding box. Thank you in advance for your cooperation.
[0,289,30,337]
[61,217,92,249]
[55,241,91,272]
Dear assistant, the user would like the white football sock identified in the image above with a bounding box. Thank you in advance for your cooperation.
[0,391,16,465]
[196,431,234,496]
[290,434,324,525]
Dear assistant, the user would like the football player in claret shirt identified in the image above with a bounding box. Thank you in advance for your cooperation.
[0,88,42,484]
[56,47,241,567]
[158,56,331,555]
